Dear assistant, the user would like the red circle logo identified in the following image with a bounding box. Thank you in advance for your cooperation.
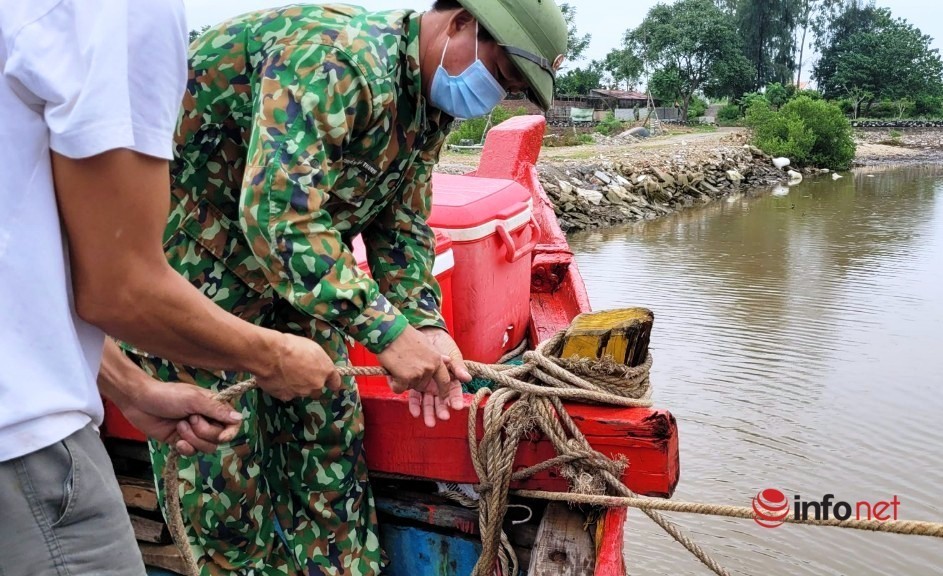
[752,488,789,528]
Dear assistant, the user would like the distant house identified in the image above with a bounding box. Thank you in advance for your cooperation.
[495,90,670,124]
[589,89,651,109]
[546,89,662,123]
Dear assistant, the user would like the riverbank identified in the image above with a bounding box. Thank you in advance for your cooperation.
[854,127,943,166]
[437,126,943,232]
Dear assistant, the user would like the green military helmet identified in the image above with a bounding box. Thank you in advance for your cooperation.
[460,0,568,111]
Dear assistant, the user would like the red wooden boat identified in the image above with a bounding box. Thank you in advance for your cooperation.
[103,115,680,576]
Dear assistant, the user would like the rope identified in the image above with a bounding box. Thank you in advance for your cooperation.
[511,490,943,537]
[160,333,943,576]
[459,334,734,576]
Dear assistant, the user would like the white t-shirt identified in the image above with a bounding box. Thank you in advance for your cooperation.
[0,0,187,461]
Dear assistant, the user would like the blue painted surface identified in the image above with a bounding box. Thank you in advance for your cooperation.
[379,523,481,576]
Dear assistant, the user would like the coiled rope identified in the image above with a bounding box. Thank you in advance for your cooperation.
[162,332,943,576]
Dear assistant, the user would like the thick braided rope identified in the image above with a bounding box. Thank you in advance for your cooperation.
[510,490,943,536]
[161,340,722,576]
[161,335,943,576]
[461,334,736,576]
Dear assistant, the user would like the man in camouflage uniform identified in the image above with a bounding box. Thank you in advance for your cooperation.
[125,1,567,574]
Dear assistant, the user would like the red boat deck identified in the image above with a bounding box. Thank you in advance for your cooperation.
[358,116,680,576]
[102,116,680,576]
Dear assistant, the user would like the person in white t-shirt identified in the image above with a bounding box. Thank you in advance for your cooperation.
[0,2,343,574]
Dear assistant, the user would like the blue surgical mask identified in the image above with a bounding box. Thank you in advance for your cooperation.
[430,24,507,119]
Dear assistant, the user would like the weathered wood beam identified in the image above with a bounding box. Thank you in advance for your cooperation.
[528,502,595,576]
[130,514,170,544]
[119,475,159,512]
[139,543,187,574]
[361,384,679,498]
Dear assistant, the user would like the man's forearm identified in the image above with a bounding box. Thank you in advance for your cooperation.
[97,338,149,410]
[53,149,281,378]
[83,263,282,377]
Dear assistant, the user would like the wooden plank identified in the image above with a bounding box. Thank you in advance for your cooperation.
[119,475,159,512]
[375,491,540,573]
[376,493,480,536]
[140,543,186,575]
[131,514,170,544]
[528,502,595,576]
[361,383,679,498]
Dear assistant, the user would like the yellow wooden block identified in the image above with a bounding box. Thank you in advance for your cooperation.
[561,308,654,366]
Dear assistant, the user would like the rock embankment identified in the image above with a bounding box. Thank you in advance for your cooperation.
[538,144,793,232]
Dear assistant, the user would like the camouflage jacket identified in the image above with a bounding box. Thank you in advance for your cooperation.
[168,5,451,354]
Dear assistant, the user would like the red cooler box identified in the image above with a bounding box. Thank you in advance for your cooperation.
[347,229,456,387]
[428,173,540,363]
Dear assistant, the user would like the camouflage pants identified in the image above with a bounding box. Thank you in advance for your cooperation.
[129,347,383,576]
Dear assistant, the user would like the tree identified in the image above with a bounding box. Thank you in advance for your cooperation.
[631,0,754,121]
[603,47,643,91]
[648,66,683,104]
[189,25,210,44]
[813,6,943,115]
[560,3,590,64]
[793,0,841,88]
[735,0,801,89]
[555,61,604,96]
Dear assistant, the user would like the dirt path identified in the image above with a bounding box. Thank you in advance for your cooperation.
[538,127,747,160]
[436,127,750,174]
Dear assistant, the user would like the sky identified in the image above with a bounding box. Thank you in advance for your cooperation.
[185,0,943,84]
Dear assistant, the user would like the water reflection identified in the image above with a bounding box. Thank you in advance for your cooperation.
[570,166,943,575]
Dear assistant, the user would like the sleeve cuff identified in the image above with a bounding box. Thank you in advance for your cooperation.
[49,120,136,159]
[345,294,410,354]
[403,311,448,332]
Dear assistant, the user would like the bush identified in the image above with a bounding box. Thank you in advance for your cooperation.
[738,91,769,113]
[687,95,709,118]
[447,106,528,145]
[447,118,487,145]
[914,94,943,119]
[746,96,855,170]
[835,98,856,116]
[796,89,823,101]
[717,104,742,122]
[765,82,790,108]
[543,131,595,147]
[863,101,898,119]
[595,112,623,136]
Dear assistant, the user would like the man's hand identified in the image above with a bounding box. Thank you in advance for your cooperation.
[376,325,452,396]
[98,340,243,456]
[410,328,471,427]
[120,380,244,456]
[254,333,342,401]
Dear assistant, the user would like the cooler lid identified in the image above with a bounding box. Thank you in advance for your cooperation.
[429,174,532,230]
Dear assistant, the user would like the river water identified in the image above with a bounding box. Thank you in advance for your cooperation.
[569,166,943,575]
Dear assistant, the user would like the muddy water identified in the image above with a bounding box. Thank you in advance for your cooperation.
[569,166,943,575]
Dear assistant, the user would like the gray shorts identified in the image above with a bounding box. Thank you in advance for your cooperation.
[0,423,146,576]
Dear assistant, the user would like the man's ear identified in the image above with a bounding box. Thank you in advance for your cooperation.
[447,9,476,36]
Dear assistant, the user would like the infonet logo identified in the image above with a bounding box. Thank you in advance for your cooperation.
[752,488,902,528]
